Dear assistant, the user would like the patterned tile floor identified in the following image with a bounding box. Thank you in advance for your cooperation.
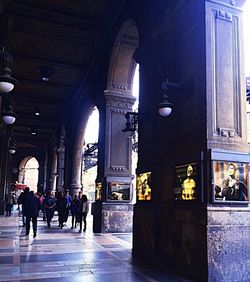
[0,206,193,282]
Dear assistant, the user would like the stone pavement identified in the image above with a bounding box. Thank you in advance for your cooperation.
[0,206,193,282]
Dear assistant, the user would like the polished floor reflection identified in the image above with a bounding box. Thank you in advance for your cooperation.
[0,206,193,282]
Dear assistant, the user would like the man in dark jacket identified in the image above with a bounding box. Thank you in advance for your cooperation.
[18,187,30,226]
[23,190,40,237]
[43,191,56,228]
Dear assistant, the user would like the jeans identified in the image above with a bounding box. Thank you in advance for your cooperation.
[26,216,38,234]
[79,212,87,232]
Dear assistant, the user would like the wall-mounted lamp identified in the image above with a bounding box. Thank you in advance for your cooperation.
[2,94,17,124]
[0,46,18,93]
[37,66,54,82]
[2,106,16,125]
[122,112,139,138]
[34,108,41,116]
[29,128,39,136]
[158,79,181,117]
[8,137,17,154]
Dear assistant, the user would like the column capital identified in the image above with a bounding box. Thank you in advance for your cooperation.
[104,90,136,109]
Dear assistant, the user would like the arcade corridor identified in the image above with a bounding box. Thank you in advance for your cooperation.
[0,208,192,282]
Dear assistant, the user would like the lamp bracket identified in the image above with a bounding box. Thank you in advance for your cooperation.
[161,79,181,91]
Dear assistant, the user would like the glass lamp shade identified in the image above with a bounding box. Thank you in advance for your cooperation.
[0,74,17,93]
[8,147,16,154]
[0,81,15,93]
[158,95,173,117]
[158,106,172,117]
[2,113,16,124]
[3,110,16,124]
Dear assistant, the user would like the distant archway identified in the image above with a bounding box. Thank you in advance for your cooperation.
[19,157,39,191]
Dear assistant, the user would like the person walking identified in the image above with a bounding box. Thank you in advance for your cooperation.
[23,191,41,237]
[19,187,30,226]
[56,191,68,228]
[64,189,72,224]
[5,193,15,216]
[79,194,89,233]
[43,191,57,228]
[71,194,81,229]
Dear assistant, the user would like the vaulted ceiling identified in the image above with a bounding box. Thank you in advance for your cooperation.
[1,0,126,151]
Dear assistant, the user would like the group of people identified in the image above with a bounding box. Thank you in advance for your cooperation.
[17,188,89,238]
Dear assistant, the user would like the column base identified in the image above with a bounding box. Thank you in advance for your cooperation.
[0,200,5,215]
[92,201,133,233]
[207,206,250,282]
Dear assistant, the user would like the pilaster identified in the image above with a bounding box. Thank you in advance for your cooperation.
[92,90,136,233]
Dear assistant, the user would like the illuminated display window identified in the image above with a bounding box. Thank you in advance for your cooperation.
[212,161,249,203]
[107,182,130,201]
[136,172,152,201]
[95,182,102,201]
[174,163,198,201]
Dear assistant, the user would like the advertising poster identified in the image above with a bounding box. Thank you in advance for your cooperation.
[136,172,152,200]
[213,161,248,203]
[174,163,197,201]
[107,182,130,201]
[95,182,102,201]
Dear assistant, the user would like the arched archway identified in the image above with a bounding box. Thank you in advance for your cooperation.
[19,157,39,191]
[107,19,139,92]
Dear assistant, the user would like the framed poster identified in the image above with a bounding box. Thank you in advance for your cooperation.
[136,172,152,200]
[174,163,198,201]
[212,161,249,203]
[95,182,102,201]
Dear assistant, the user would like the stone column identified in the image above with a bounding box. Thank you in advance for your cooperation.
[205,1,249,281]
[68,146,82,196]
[57,137,65,192]
[37,160,45,194]
[0,129,9,215]
[93,90,136,233]
[49,148,58,191]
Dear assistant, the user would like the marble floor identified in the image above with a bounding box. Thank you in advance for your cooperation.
[0,206,193,282]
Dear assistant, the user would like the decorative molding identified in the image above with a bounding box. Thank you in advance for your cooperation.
[105,90,136,108]
[112,83,128,90]
[120,32,138,48]
[110,109,127,115]
[216,10,232,22]
[206,0,244,10]
[209,8,242,139]
[218,127,235,138]
[110,165,127,171]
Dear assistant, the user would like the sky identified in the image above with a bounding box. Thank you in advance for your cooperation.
[84,107,99,145]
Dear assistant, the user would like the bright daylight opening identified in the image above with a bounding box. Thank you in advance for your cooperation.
[244,0,250,77]
[24,157,39,192]
[82,107,99,201]
[244,1,250,141]
[131,64,139,203]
